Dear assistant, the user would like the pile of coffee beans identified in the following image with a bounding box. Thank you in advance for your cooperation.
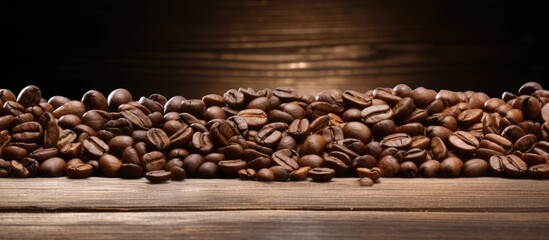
[1,82,548,185]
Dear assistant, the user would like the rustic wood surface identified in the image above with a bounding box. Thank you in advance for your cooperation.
[0,178,547,239]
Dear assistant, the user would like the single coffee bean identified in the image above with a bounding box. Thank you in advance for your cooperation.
[392,97,415,120]
[269,165,290,181]
[224,89,246,109]
[238,168,256,180]
[289,167,311,181]
[501,125,526,143]
[399,161,418,177]
[342,90,372,109]
[82,90,109,111]
[145,170,172,183]
[255,127,282,148]
[83,136,109,157]
[462,158,489,177]
[255,168,275,181]
[448,131,479,155]
[170,166,187,180]
[142,151,167,172]
[528,164,549,179]
[381,133,412,150]
[98,154,122,177]
[217,160,246,178]
[119,163,144,179]
[10,160,29,178]
[520,153,546,167]
[308,167,335,182]
[288,119,310,139]
[17,85,41,108]
[272,149,299,171]
[457,109,484,127]
[145,128,171,151]
[297,154,324,168]
[12,121,43,143]
[107,88,133,111]
[439,157,463,177]
[419,160,440,178]
[0,159,11,177]
[323,151,351,175]
[361,105,393,126]
[513,134,537,153]
[358,177,375,187]
[501,154,528,178]
[518,81,542,95]
[65,163,93,178]
[299,134,327,156]
[377,155,400,177]
[342,121,372,144]
[352,155,377,169]
[196,162,219,178]
[190,132,214,154]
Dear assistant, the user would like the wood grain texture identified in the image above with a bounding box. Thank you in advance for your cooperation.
[3,0,547,99]
[0,178,547,212]
[1,211,548,240]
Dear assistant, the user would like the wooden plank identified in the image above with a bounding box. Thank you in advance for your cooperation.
[0,178,547,212]
[1,211,548,239]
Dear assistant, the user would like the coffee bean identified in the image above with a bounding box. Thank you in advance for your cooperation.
[170,166,187,180]
[358,177,375,186]
[272,149,299,171]
[99,154,122,177]
[448,131,479,155]
[528,164,549,179]
[190,132,214,154]
[297,154,323,168]
[342,121,371,144]
[462,158,489,177]
[255,168,275,181]
[65,163,93,179]
[342,90,372,109]
[217,160,246,178]
[458,109,484,127]
[224,89,246,109]
[381,133,412,150]
[255,127,282,148]
[196,162,219,178]
[81,90,109,111]
[145,170,172,183]
[501,155,528,178]
[502,125,526,142]
[142,151,167,172]
[513,134,537,153]
[356,167,382,181]
[83,136,109,157]
[17,85,41,108]
[0,159,11,177]
[119,163,144,179]
[12,121,43,143]
[439,157,463,177]
[299,134,326,156]
[237,168,256,180]
[377,155,400,177]
[308,167,335,182]
[107,88,133,111]
[419,160,440,178]
[361,105,393,126]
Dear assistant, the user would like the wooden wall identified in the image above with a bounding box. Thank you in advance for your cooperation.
[3,0,548,100]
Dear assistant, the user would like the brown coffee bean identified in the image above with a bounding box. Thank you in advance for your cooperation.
[12,121,43,143]
[356,167,382,181]
[65,163,94,178]
[457,109,484,127]
[528,164,549,179]
[419,160,440,178]
[272,149,299,171]
[392,97,415,120]
[81,90,109,111]
[299,134,326,156]
[361,105,393,126]
[238,168,256,180]
[224,89,246,109]
[289,167,311,181]
[98,154,122,177]
[482,113,510,135]
[501,155,528,178]
[448,131,479,155]
[145,170,172,183]
[381,133,412,150]
[17,85,41,108]
[119,163,144,179]
[255,127,282,148]
[237,109,268,129]
[288,119,310,139]
[218,160,246,178]
[542,104,549,122]
[83,136,109,157]
[439,157,463,177]
[145,128,170,151]
[323,151,351,175]
[520,153,546,167]
[190,132,214,154]
[196,162,219,178]
[170,166,187,180]
[255,168,275,181]
[399,161,418,177]
[297,154,323,168]
[342,90,372,109]
[513,134,537,153]
[142,151,166,172]
[308,167,335,182]
[462,158,489,177]
[377,155,400,177]
[358,177,375,187]
[502,125,526,142]
[342,121,372,144]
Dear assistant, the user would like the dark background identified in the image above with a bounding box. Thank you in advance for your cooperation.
[2,0,548,100]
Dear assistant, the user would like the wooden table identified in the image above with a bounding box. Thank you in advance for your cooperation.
[1,177,547,239]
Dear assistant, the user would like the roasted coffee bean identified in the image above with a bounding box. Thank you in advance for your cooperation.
[342,121,371,144]
[218,160,246,178]
[430,137,448,160]
[181,99,206,118]
[352,155,377,169]
[170,166,187,180]
[458,109,483,127]
[343,90,372,109]
[520,153,546,167]
[12,122,43,143]
[238,168,256,180]
[202,94,225,107]
[323,151,350,175]
[182,154,205,178]
[321,126,344,143]
[511,95,541,120]
[377,155,400,177]
[289,167,311,181]
[342,108,362,122]
[308,167,335,182]
[528,164,549,179]
[3,145,28,161]
[361,105,393,126]
[273,87,299,102]
[513,134,537,153]
[11,160,29,178]
[145,128,170,151]
[82,90,109,111]
[482,113,510,135]
[462,158,489,177]
[121,109,152,130]
[358,177,375,186]
[224,89,246,109]
[356,167,382,181]
[145,170,172,183]
[403,148,427,164]
[272,149,299,171]
[289,119,310,139]
[190,132,214,154]
[238,109,268,129]
[299,134,326,156]
[297,154,324,168]
[83,136,109,157]
[269,165,290,181]
[66,163,94,178]
[542,104,549,122]
[255,168,275,181]
[217,144,244,159]
[246,156,271,171]
[501,155,528,178]
[481,133,512,153]
[448,131,479,155]
[119,163,144,179]
[381,133,412,150]
[419,160,440,178]
[255,127,282,148]
[197,162,219,178]
[107,88,133,111]
[426,126,453,142]
[98,154,122,177]
[0,159,11,177]
[142,151,166,172]
[277,135,297,150]
[306,101,344,119]
[392,97,415,120]
[17,85,41,108]
[29,148,59,163]
[501,125,526,142]
[399,161,418,177]
[439,157,463,177]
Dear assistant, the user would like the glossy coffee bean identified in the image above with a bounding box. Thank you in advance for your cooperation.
[98,154,122,177]
[381,133,412,150]
[289,167,311,181]
[145,170,172,183]
[528,164,549,179]
[448,131,479,155]
[419,160,440,178]
[308,167,335,182]
[462,158,489,177]
[439,157,463,177]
